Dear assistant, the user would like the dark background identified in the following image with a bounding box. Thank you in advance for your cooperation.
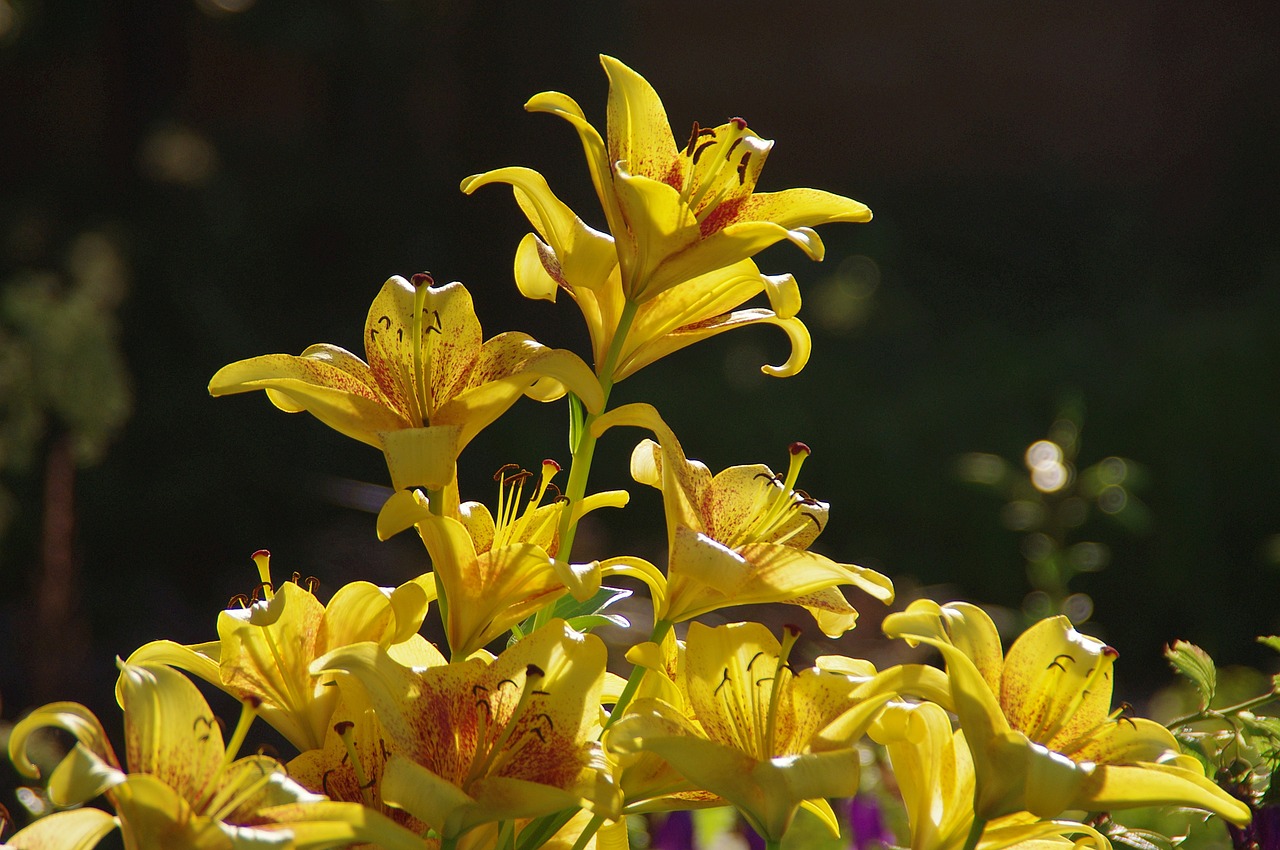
[2,0,1278,768]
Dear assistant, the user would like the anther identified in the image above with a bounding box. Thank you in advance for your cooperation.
[692,139,717,164]
[745,651,766,671]
[714,668,731,696]
[228,593,250,609]
[494,463,522,481]
[1047,654,1074,671]
[736,152,751,184]
[411,272,435,288]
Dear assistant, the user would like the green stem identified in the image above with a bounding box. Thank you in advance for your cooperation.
[426,486,453,658]
[533,300,640,633]
[1166,691,1280,729]
[603,618,673,731]
[962,816,987,850]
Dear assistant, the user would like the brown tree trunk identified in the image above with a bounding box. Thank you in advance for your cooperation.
[33,433,87,703]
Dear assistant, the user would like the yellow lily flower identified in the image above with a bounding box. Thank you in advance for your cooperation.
[376,461,629,655]
[464,55,870,304]
[871,700,1112,850]
[592,402,893,635]
[463,157,811,381]
[606,621,895,846]
[883,600,1252,826]
[125,550,438,752]
[314,619,616,843]
[7,662,427,850]
[209,274,603,491]
[287,682,430,848]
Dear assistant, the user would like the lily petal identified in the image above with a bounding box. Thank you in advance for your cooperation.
[2,807,119,850]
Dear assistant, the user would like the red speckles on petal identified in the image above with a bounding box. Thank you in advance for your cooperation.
[697,196,746,237]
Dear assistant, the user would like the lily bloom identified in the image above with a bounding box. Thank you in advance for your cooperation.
[377,461,628,655]
[464,55,870,304]
[883,600,1252,825]
[209,274,602,492]
[870,700,1111,850]
[288,688,429,848]
[463,161,811,381]
[606,621,894,845]
[7,662,426,850]
[592,402,893,635]
[125,550,438,752]
[315,620,617,844]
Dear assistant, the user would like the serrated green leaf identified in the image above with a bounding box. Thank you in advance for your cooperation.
[565,613,630,634]
[1238,712,1280,742]
[1165,640,1217,711]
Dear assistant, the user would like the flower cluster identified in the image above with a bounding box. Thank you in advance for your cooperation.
[3,57,1251,850]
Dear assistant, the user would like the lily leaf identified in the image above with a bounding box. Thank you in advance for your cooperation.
[568,391,586,453]
[509,586,632,645]
[1165,640,1217,711]
[565,613,630,634]
[552,585,632,621]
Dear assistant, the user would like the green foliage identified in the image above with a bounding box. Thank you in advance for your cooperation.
[0,231,133,538]
[1165,640,1218,712]
[509,585,632,643]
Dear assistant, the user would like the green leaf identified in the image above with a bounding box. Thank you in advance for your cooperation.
[1258,635,1280,654]
[550,585,632,622]
[567,392,585,453]
[1165,640,1217,710]
[1238,712,1280,743]
[509,587,632,646]
[565,613,630,634]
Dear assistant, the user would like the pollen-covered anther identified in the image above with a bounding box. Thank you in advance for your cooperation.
[493,462,523,482]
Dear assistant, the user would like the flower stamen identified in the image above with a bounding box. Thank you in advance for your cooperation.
[466,664,548,786]
[335,720,376,807]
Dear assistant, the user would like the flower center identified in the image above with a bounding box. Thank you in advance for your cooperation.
[465,664,553,786]
[492,460,562,551]
[722,442,821,549]
[1021,642,1118,746]
[409,271,438,426]
[679,117,762,224]
[711,625,801,760]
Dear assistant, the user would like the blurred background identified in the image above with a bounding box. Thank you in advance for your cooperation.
[1,0,1278,766]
